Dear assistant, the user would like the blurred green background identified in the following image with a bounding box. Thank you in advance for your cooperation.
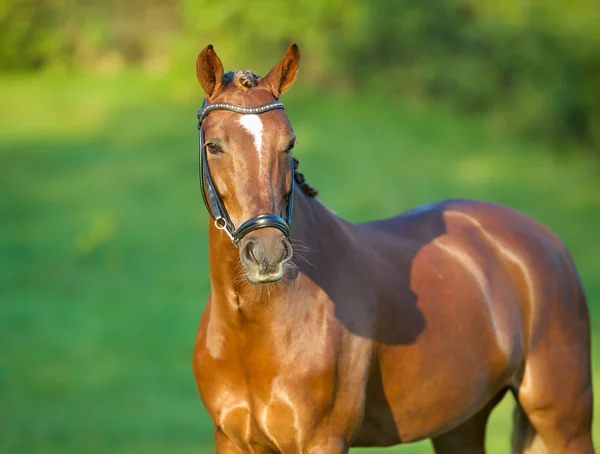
[1,1,599,453]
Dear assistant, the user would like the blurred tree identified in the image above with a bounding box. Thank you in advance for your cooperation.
[1,0,599,152]
[0,0,64,69]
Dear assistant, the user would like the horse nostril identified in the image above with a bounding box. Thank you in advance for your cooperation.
[281,239,293,263]
[243,240,258,265]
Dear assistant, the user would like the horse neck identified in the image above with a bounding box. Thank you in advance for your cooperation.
[206,188,345,312]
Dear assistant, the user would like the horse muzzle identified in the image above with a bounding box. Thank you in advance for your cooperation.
[239,231,293,283]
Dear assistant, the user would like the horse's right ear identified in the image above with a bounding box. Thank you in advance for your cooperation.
[196,45,224,99]
[261,43,300,99]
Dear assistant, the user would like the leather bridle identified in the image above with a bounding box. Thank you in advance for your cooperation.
[197,99,295,247]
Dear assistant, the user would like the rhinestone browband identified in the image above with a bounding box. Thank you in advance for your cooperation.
[197,100,285,128]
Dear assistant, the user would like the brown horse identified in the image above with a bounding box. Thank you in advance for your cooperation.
[192,43,594,453]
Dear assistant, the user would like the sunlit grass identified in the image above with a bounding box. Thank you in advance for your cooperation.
[1,74,599,453]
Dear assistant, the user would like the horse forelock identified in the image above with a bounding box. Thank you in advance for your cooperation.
[224,69,261,91]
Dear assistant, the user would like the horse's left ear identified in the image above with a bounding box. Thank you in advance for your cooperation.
[261,43,300,98]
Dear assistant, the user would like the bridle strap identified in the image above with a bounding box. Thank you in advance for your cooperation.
[197,99,294,246]
[234,213,291,241]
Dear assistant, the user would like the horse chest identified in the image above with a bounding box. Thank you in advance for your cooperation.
[210,377,315,452]
[197,334,343,451]
[194,292,367,449]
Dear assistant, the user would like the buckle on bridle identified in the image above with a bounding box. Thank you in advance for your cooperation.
[214,217,237,245]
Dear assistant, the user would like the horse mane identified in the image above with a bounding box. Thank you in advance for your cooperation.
[293,158,318,198]
[223,70,318,199]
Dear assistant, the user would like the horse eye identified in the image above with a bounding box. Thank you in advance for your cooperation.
[206,143,222,155]
[285,140,296,153]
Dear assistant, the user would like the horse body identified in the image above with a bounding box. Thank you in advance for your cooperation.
[192,44,594,453]
[194,195,593,452]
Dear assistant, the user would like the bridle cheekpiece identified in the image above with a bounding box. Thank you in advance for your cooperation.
[197,99,295,247]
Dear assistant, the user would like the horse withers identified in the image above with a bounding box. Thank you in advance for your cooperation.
[191,43,594,453]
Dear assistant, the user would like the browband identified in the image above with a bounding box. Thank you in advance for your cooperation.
[198,100,285,127]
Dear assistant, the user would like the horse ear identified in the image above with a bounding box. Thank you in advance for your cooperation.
[196,44,224,99]
[261,43,300,98]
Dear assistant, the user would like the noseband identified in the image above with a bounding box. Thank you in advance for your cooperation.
[197,99,295,247]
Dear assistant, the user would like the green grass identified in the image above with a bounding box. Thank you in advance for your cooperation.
[1,74,599,453]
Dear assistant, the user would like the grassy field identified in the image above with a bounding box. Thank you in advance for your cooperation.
[1,74,599,453]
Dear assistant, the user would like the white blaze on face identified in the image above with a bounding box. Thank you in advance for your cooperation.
[239,114,264,157]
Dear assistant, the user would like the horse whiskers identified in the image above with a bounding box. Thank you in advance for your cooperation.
[291,247,312,256]
[292,252,311,263]
[291,252,315,269]
[285,260,297,274]
[290,238,310,249]
[232,276,290,305]
[290,243,311,251]
[290,240,311,247]
[232,264,245,284]
[275,279,287,294]
[289,240,315,268]
[277,270,293,293]
[287,261,304,283]
[232,278,246,291]
[230,264,249,290]
[290,241,312,253]
[226,256,302,304]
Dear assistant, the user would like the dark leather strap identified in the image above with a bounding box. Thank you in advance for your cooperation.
[233,214,291,242]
